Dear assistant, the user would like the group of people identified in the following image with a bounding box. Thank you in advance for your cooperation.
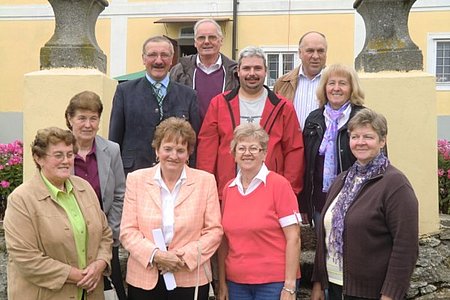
[3,17,419,300]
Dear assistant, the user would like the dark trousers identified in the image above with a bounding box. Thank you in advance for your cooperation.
[128,274,209,300]
[328,282,377,300]
[104,246,127,300]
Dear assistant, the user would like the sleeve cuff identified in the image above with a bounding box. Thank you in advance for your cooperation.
[149,248,159,268]
[279,213,302,227]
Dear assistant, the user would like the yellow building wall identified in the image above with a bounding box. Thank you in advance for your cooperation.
[236,14,355,66]
[360,72,440,234]
[409,10,450,116]
[0,17,111,112]
[0,20,53,111]
[437,93,450,115]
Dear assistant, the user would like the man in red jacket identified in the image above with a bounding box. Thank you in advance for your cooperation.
[197,46,305,200]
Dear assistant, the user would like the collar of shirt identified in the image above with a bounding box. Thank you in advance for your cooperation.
[196,54,222,74]
[229,163,269,195]
[153,164,187,191]
[40,171,74,199]
[75,140,96,160]
[298,64,323,81]
[146,73,170,89]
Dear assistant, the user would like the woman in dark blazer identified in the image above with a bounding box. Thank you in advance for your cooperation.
[65,91,127,299]
[299,64,365,227]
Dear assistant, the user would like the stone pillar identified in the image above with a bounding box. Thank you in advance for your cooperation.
[40,0,109,73]
[354,0,423,72]
[23,69,117,180]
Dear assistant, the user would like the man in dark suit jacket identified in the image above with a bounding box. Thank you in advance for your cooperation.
[109,36,200,175]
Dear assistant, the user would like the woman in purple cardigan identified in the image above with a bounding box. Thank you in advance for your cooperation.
[311,108,418,300]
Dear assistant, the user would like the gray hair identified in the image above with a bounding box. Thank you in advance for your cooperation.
[230,123,269,155]
[142,35,174,55]
[238,46,267,68]
[194,19,223,38]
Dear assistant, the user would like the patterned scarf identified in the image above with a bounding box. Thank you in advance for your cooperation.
[319,102,350,192]
[328,152,390,268]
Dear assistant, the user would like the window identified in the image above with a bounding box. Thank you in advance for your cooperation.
[427,33,450,90]
[263,48,299,88]
[436,41,450,83]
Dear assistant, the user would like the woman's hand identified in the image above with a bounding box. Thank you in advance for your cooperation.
[77,260,107,293]
[66,267,84,284]
[154,250,185,274]
[310,282,325,300]
[218,282,229,300]
[380,295,393,300]
[280,287,296,300]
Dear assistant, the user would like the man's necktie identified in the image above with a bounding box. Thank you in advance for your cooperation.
[152,82,164,120]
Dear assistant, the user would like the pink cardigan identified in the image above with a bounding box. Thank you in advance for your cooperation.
[120,165,223,289]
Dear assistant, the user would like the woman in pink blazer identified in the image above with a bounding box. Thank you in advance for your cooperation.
[120,117,223,300]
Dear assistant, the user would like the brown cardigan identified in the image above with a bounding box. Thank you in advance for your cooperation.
[312,164,418,300]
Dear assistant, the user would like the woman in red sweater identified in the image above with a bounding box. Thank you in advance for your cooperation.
[218,123,301,300]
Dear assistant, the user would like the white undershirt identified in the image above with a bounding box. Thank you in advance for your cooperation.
[293,66,322,129]
[239,88,268,124]
[153,165,187,245]
[324,176,363,285]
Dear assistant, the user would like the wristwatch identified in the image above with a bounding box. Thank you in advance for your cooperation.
[282,286,296,295]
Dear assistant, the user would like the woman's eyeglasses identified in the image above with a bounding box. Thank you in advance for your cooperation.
[46,152,74,161]
[235,146,263,154]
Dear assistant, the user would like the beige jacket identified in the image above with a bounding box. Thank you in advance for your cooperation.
[273,65,300,101]
[4,172,112,300]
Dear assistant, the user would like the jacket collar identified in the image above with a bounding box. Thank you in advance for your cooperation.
[142,165,197,209]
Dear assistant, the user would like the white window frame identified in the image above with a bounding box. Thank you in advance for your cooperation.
[261,46,300,88]
[427,33,450,91]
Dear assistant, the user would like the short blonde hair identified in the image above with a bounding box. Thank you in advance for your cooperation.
[316,64,365,108]
[230,123,269,155]
[152,117,196,155]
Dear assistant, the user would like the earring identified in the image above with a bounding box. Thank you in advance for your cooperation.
[156,156,160,162]
[186,159,189,165]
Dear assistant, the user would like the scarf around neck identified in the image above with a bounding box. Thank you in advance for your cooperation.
[328,152,390,268]
[319,101,350,192]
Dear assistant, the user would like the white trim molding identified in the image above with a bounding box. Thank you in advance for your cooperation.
[427,32,450,91]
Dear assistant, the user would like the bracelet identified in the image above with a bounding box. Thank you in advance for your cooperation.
[282,286,296,295]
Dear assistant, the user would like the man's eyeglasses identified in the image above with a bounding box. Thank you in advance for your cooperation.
[235,146,263,154]
[144,52,172,60]
[195,35,219,43]
[46,152,75,161]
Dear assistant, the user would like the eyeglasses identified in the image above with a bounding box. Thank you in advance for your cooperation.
[144,52,172,60]
[195,35,219,43]
[235,146,263,154]
[46,152,75,161]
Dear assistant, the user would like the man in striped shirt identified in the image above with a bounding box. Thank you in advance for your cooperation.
[274,31,328,129]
